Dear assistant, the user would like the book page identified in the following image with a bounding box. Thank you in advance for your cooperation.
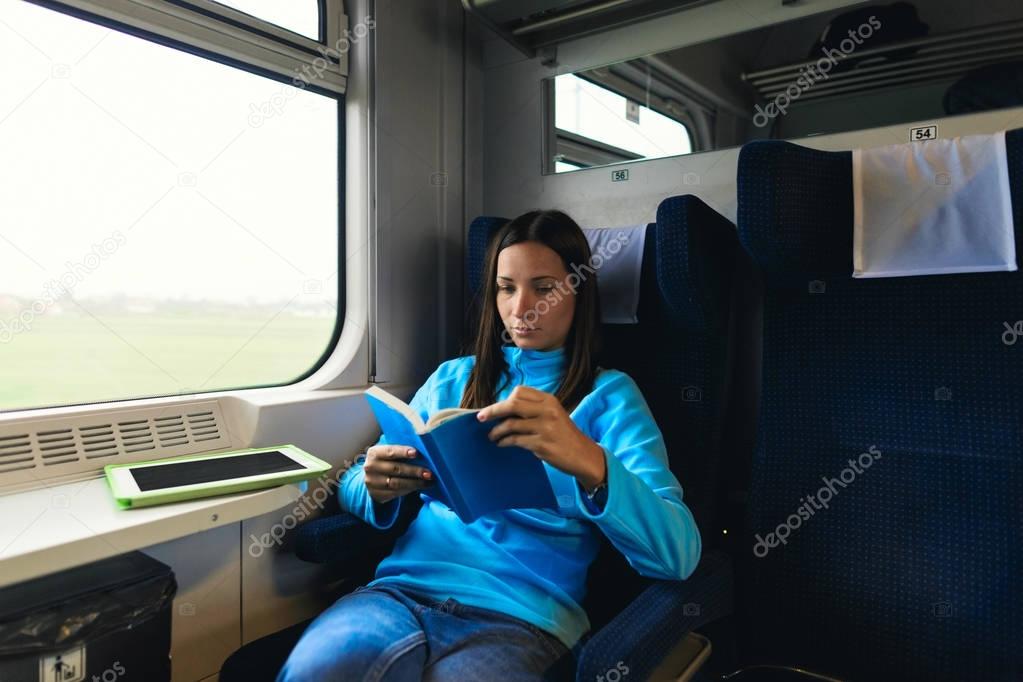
[364,385,427,432]
[425,407,478,430]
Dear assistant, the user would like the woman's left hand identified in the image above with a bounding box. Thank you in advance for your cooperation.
[478,385,606,490]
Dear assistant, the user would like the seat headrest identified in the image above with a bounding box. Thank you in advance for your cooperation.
[466,216,651,325]
[737,140,853,281]
[581,224,648,324]
[737,127,1023,284]
[466,216,506,297]
[655,195,737,332]
[467,195,737,332]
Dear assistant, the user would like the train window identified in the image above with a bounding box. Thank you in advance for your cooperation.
[543,1,1023,173]
[211,0,321,40]
[0,2,340,412]
[549,73,692,172]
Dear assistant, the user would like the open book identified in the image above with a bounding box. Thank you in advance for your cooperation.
[363,385,557,523]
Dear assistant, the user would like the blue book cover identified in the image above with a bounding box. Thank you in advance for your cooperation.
[363,385,558,523]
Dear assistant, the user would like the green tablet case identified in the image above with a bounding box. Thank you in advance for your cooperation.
[104,444,332,509]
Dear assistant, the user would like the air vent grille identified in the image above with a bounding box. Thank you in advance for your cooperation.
[0,434,34,473]
[0,401,230,486]
[38,428,78,465]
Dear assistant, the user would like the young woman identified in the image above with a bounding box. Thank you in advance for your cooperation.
[277,209,701,682]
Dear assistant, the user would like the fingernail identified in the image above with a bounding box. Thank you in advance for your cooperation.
[477,412,485,421]
[406,448,415,456]
[423,471,432,479]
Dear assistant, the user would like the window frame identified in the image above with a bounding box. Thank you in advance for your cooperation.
[555,128,643,168]
[170,0,328,46]
[26,0,349,94]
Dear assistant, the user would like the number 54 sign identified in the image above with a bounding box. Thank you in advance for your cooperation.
[910,125,938,142]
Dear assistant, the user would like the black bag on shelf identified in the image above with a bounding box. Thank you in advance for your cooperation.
[0,552,177,682]
[807,2,929,70]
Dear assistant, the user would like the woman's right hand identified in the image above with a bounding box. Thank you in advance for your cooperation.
[362,445,433,505]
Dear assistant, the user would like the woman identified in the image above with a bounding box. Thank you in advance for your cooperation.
[277,209,701,681]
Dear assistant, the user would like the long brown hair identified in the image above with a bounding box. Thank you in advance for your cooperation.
[460,210,602,412]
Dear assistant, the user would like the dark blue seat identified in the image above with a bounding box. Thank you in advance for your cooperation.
[221,195,743,681]
[733,131,1023,681]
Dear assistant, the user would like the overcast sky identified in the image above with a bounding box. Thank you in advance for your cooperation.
[0,1,338,305]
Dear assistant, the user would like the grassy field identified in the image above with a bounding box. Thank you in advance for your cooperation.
[0,311,337,411]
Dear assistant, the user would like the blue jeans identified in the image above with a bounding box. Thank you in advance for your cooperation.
[276,583,576,681]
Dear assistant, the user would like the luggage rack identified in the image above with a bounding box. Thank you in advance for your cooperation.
[742,18,1023,103]
[462,0,712,56]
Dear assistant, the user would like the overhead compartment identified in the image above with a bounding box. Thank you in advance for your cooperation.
[743,17,1023,104]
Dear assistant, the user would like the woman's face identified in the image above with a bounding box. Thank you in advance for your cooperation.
[495,241,576,351]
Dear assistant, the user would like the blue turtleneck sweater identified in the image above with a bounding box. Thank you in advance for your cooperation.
[339,345,701,648]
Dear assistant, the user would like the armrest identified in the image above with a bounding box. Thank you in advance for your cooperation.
[575,550,733,682]
[293,511,385,564]
[293,495,423,565]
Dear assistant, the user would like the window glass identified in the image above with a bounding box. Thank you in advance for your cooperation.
[0,2,340,411]
[554,73,692,169]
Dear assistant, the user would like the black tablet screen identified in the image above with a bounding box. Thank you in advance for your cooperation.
[130,450,305,491]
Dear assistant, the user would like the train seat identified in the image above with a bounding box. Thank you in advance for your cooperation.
[729,130,1023,681]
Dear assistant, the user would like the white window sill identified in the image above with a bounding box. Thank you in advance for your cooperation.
[0,476,304,589]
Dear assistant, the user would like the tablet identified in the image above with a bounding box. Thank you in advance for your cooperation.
[104,444,331,509]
